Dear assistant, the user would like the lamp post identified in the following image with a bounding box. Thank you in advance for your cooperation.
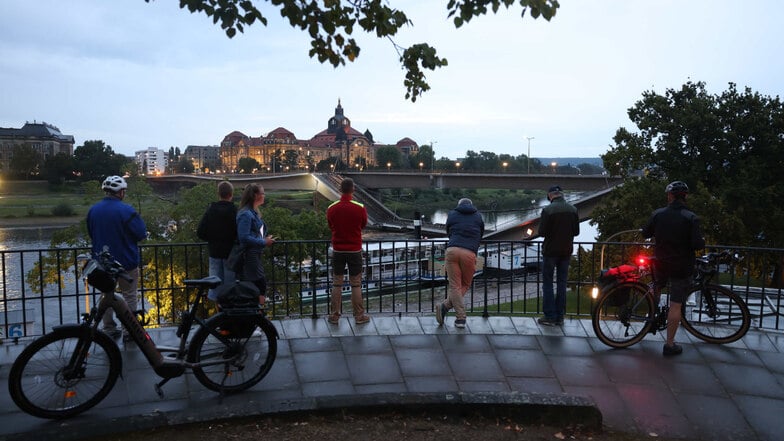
[419,161,423,172]
[551,161,557,174]
[502,161,508,173]
[526,136,535,174]
[387,162,391,172]
[430,140,437,173]
[455,161,461,173]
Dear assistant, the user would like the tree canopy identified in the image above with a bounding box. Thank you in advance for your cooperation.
[149,0,560,101]
[596,81,784,248]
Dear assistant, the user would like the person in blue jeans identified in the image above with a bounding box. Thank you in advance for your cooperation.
[538,185,579,326]
[197,181,237,301]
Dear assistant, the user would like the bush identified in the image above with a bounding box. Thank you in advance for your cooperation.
[52,203,74,216]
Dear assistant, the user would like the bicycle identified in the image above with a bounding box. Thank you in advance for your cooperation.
[591,250,751,349]
[8,251,279,419]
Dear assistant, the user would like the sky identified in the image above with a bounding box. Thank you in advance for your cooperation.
[1,1,782,160]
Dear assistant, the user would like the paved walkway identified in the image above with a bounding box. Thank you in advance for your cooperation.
[1,315,784,441]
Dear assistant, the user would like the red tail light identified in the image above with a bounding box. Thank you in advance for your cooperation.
[636,255,649,267]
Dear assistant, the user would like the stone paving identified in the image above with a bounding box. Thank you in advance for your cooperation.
[1,314,783,441]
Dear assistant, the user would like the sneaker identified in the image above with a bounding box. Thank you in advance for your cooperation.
[435,303,448,326]
[537,317,560,327]
[354,315,370,325]
[328,314,340,324]
[663,343,683,356]
[104,328,122,339]
[454,319,466,329]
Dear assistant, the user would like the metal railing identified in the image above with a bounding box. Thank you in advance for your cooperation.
[1,239,783,339]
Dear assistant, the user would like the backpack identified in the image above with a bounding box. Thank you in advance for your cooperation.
[215,280,259,309]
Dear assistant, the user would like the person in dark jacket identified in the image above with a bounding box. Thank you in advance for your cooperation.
[87,175,148,341]
[236,183,275,306]
[436,198,484,329]
[538,185,579,326]
[197,181,238,301]
[641,180,705,356]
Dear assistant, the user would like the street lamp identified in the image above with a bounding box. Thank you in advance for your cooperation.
[526,136,535,174]
[551,161,557,174]
[419,162,423,172]
[455,161,461,172]
[502,161,508,173]
[387,162,391,172]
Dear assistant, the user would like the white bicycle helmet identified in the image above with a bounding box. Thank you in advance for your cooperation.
[101,175,128,193]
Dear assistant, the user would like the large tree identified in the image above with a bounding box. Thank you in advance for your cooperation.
[73,140,128,182]
[9,145,43,179]
[148,0,559,101]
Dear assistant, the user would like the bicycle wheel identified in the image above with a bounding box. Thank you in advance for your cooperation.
[681,284,751,344]
[188,312,277,393]
[8,327,122,419]
[592,282,655,348]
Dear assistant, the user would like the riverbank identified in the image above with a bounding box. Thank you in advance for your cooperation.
[0,216,81,229]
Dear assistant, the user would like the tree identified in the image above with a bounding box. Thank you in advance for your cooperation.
[9,145,43,179]
[175,157,195,174]
[73,140,126,182]
[237,156,260,174]
[375,146,403,169]
[595,81,784,286]
[42,152,76,185]
[148,0,559,101]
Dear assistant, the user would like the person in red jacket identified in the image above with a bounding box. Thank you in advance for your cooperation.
[326,178,369,325]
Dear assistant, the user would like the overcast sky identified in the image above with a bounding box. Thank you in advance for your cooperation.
[1,1,782,160]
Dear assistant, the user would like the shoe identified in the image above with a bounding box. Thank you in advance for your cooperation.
[436,303,448,326]
[104,328,122,339]
[537,317,560,326]
[454,319,466,329]
[663,343,683,356]
[354,315,370,325]
[328,314,340,324]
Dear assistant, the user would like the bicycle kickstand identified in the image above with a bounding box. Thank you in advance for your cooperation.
[154,378,171,398]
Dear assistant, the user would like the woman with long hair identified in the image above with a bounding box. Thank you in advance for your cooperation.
[236,183,276,305]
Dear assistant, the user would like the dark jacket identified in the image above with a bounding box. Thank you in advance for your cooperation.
[446,201,485,253]
[196,200,237,259]
[641,199,705,277]
[539,196,579,258]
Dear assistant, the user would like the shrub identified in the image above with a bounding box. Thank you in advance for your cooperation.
[51,203,74,216]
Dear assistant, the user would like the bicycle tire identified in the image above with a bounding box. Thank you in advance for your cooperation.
[8,327,122,419]
[592,281,655,348]
[681,283,751,344]
[188,312,277,393]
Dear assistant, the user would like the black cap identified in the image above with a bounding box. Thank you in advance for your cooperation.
[548,185,562,192]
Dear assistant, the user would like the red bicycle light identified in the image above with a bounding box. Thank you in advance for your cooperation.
[636,255,648,266]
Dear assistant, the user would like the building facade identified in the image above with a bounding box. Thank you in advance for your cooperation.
[219,100,418,172]
[182,145,221,172]
[135,147,169,175]
[0,121,74,172]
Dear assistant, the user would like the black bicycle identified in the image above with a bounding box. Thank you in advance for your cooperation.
[592,250,751,348]
[8,251,278,419]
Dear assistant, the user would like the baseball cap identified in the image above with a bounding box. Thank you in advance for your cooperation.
[548,185,562,192]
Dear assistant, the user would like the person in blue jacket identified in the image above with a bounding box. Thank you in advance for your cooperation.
[236,183,276,306]
[86,175,148,341]
[436,198,484,329]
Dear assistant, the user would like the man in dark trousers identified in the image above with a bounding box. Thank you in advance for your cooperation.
[642,180,705,356]
[538,185,579,326]
[197,181,238,301]
[327,178,369,325]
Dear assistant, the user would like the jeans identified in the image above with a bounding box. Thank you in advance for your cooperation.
[207,257,235,301]
[542,256,570,321]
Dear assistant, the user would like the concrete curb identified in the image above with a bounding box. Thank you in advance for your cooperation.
[1,392,601,441]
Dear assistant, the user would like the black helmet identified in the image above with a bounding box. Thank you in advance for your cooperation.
[665,181,689,194]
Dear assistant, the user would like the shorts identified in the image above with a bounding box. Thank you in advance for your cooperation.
[655,271,692,304]
[332,251,363,277]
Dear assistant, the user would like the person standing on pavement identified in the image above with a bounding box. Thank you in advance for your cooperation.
[538,185,579,326]
[436,198,484,329]
[236,183,275,306]
[641,180,705,356]
[86,175,148,341]
[197,181,238,301]
[326,178,370,325]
